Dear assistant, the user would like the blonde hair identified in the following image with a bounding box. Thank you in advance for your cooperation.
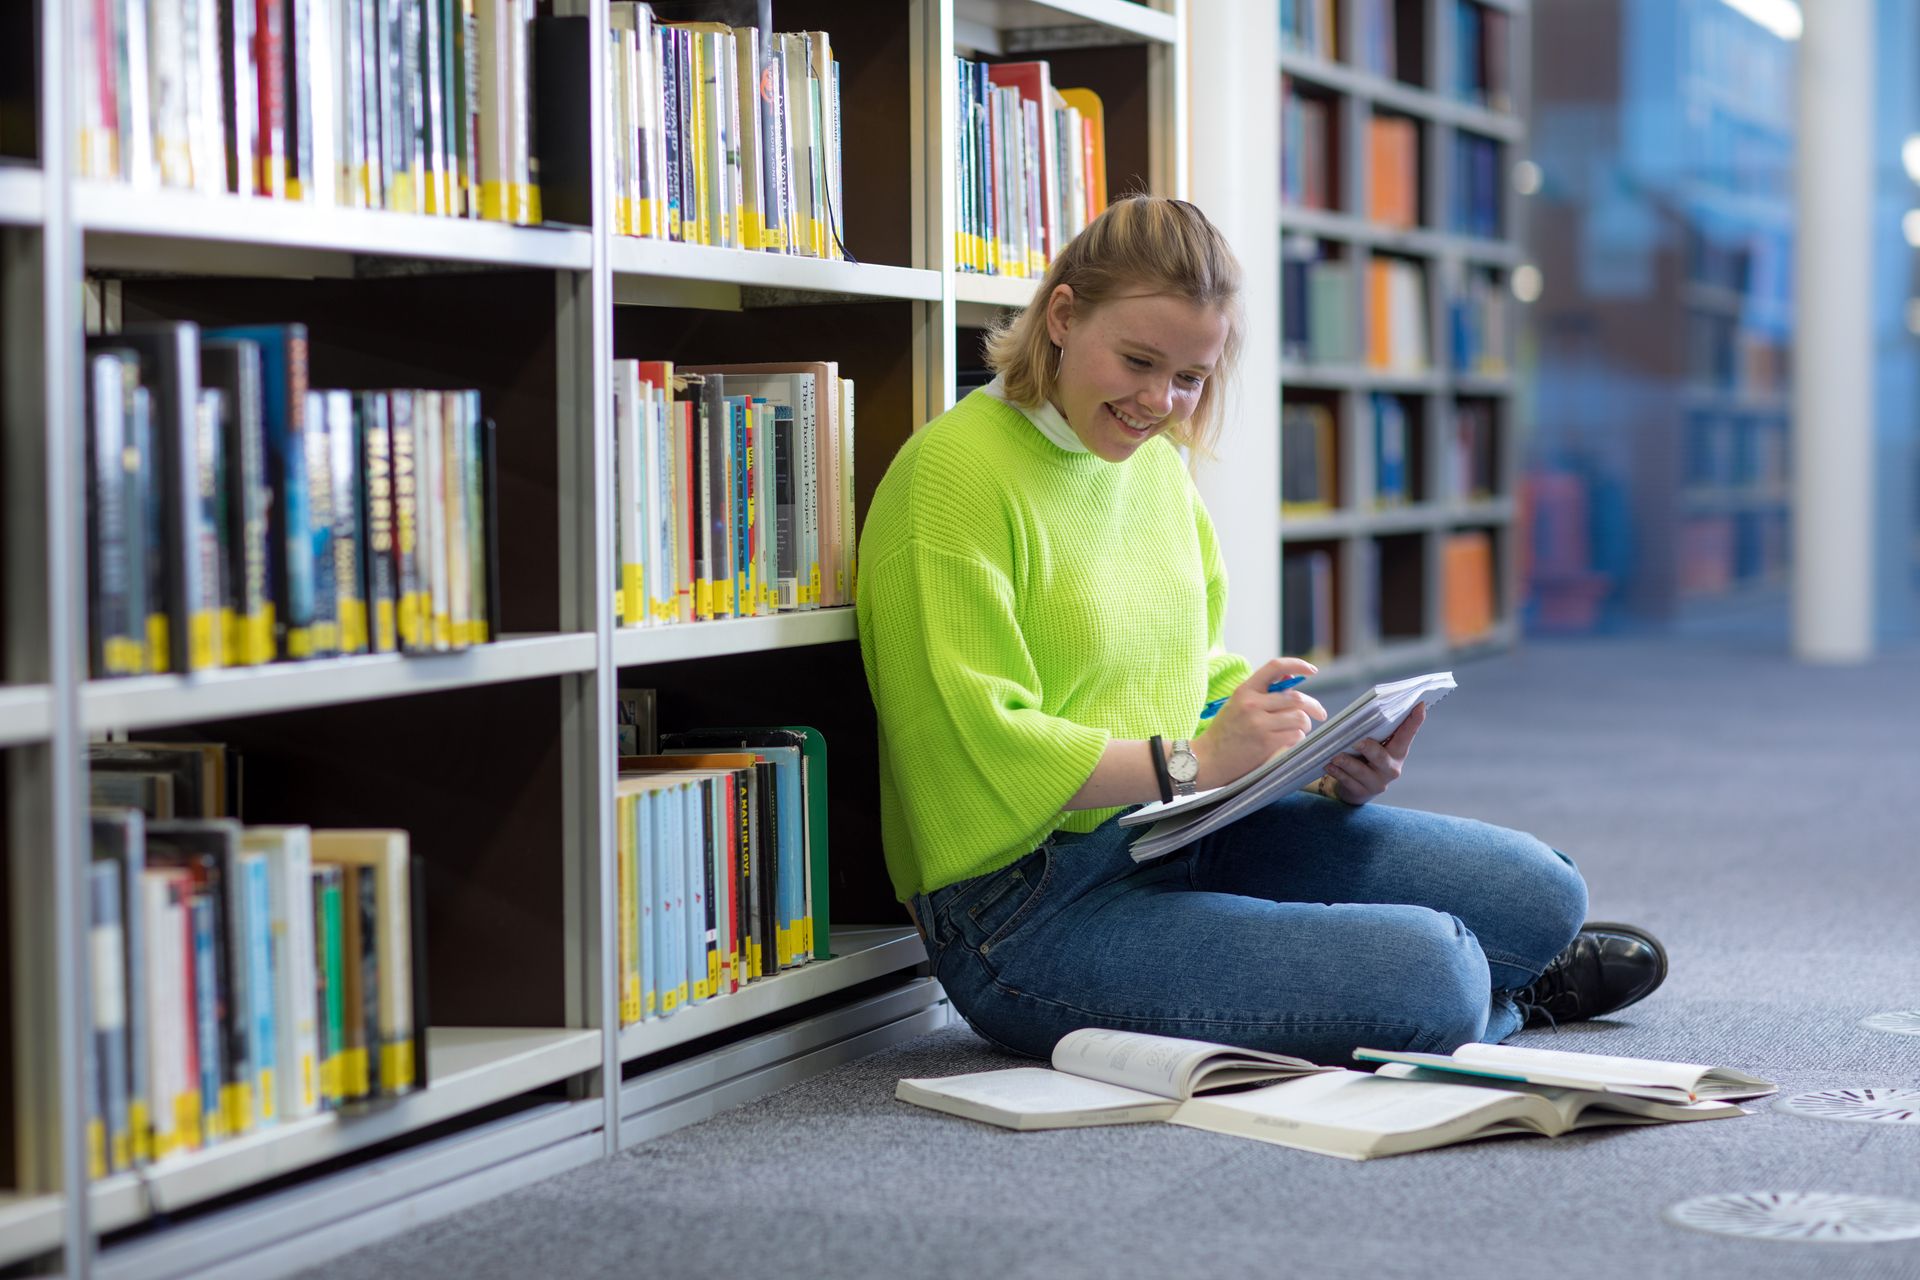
[983,195,1244,457]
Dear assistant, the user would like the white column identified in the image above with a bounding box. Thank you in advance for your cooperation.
[1793,0,1876,661]
[1187,0,1282,662]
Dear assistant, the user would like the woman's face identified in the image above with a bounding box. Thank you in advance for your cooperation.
[1045,286,1229,463]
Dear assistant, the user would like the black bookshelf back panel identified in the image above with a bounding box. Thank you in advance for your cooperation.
[170,679,569,1028]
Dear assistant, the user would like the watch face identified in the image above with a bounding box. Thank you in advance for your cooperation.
[1167,747,1199,784]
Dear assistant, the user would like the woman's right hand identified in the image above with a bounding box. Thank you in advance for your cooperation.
[1193,658,1327,790]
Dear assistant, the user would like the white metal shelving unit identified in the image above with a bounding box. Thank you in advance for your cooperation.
[2,1,1192,1275]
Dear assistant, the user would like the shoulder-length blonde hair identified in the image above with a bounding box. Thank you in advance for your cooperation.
[983,195,1244,458]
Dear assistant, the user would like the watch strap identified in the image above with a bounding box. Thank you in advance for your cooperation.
[1147,735,1174,805]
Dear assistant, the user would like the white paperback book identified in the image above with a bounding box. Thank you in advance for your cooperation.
[894,1028,1332,1130]
[1351,1042,1777,1104]
[1120,671,1458,862]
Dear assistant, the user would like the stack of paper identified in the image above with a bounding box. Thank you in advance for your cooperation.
[1119,671,1457,862]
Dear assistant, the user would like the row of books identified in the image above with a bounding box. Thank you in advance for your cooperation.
[1452,1,1513,113]
[1282,240,1352,365]
[1282,547,1336,664]
[1450,133,1502,240]
[1282,396,1500,512]
[1366,257,1429,373]
[1448,266,1508,375]
[614,727,828,1025]
[954,58,1108,279]
[1686,312,1790,397]
[601,7,843,258]
[85,321,498,679]
[1441,528,1498,643]
[608,360,856,628]
[1354,0,1414,82]
[78,0,546,224]
[88,804,424,1178]
[1677,511,1789,595]
[1683,413,1790,490]
[1367,116,1419,229]
[1280,0,1339,61]
[1281,79,1335,211]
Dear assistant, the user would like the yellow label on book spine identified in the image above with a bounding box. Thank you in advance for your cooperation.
[743,210,765,250]
[147,614,171,672]
[177,1091,202,1150]
[623,565,644,626]
[223,1082,252,1135]
[808,565,821,603]
[380,1041,408,1092]
[398,595,422,648]
[249,607,275,666]
[310,619,339,656]
[259,1068,275,1119]
[220,607,241,666]
[105,636,144,677]
[287,625,313,660]
[343,1046,370,1099]
[339,598,369,653]
[129,1099,152,1163]
[708,952,719,991]
[320,1053,341,1104]
[372,599,397,653]
[716,580,735,617]
[301,1052,317,1109]
[433,612,452,649]
[623,977,640,1025]
[87,1119,106,1180]
[661,986,679,1014]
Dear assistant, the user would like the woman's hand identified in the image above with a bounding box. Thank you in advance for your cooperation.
[1318,703,1426,805]
[1193,658,1326,789]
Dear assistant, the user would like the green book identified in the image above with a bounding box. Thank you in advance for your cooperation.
[781,725,830,961]
[313,865,346,1109]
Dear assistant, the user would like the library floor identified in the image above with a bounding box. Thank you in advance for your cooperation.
[311,635,1920,1280]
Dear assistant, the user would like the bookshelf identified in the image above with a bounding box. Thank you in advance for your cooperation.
[1258,0,1528,682]
[0,2,1185,1276]
[1526,0,1794,631]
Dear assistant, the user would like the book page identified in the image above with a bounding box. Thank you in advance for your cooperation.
[1453,1043,1773,1098]
[1377,1064,1748,1125]
[1051,1028,1266,1099]
[897,1068,1169,1115]
[1172,1069,1553,1154]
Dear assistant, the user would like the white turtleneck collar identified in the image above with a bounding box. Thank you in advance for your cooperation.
[979,376,1090,455]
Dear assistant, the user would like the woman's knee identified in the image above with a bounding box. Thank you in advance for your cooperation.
[1369,910,1492,1053]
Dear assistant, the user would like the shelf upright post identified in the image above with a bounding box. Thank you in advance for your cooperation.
[911,0,957,421]
[2,0,95,1271]
[1152,0,1189,200]
[552,0,621,1152]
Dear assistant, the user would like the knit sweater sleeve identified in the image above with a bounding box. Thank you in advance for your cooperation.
[861,533,1110,883]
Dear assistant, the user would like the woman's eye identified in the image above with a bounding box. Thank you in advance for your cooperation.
[1124,355,1151,370]
[1178,374,1204,389]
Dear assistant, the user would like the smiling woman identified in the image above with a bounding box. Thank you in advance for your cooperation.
[854,195,1662,1068]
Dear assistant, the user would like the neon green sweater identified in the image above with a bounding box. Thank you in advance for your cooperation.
[856,389,1252,901]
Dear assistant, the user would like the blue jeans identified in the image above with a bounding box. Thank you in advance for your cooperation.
[910,792,1588,1064]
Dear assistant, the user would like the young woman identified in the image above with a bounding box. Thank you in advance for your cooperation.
[855,196,1665,1063]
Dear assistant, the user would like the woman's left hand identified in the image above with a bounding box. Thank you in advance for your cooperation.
[1320,703,1426,805]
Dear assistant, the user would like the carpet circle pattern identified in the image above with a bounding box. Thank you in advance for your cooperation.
[1664,1192,1920,1243]
[1860,1010,1920,1037]
[1774,1087,1920,1124]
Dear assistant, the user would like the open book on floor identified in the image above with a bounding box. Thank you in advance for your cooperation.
[893,1028,1334,1130]
[1120,671,1457,863]
[898,1031,1771,1159]
[1351,1042,1778,1104]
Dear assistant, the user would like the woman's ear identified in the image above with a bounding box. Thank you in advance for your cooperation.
[1045,284,1076,348]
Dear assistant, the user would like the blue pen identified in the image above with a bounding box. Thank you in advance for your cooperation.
[1200,674,1307,721]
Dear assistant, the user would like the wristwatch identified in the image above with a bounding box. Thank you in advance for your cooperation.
[1165,739,1200,797]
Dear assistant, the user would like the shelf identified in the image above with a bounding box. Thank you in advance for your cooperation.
[0,1193,63,1270]
[0,683,53,748]
[1279,206,1522,267]
[74,181,593,276]
[81,632,595,732]
[1681,485,1791,513]
[0,165,43,226]
[1453,372,1515,396]
[1443,498,1518,525]
[613,608,855,669]
[1282,364,1444,393]
[88,1026,601,1231]
[955,0,1179,52]
[1681,385,1790,415]
[1278,52,1526,142]
[617,925,926,1064]
[611,239,941,310]
[955,272,1041,310]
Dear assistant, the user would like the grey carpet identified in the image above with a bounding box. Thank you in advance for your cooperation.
[309,636,1920,1280]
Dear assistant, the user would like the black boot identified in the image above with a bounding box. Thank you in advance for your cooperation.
[1515,922,1668,1029]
